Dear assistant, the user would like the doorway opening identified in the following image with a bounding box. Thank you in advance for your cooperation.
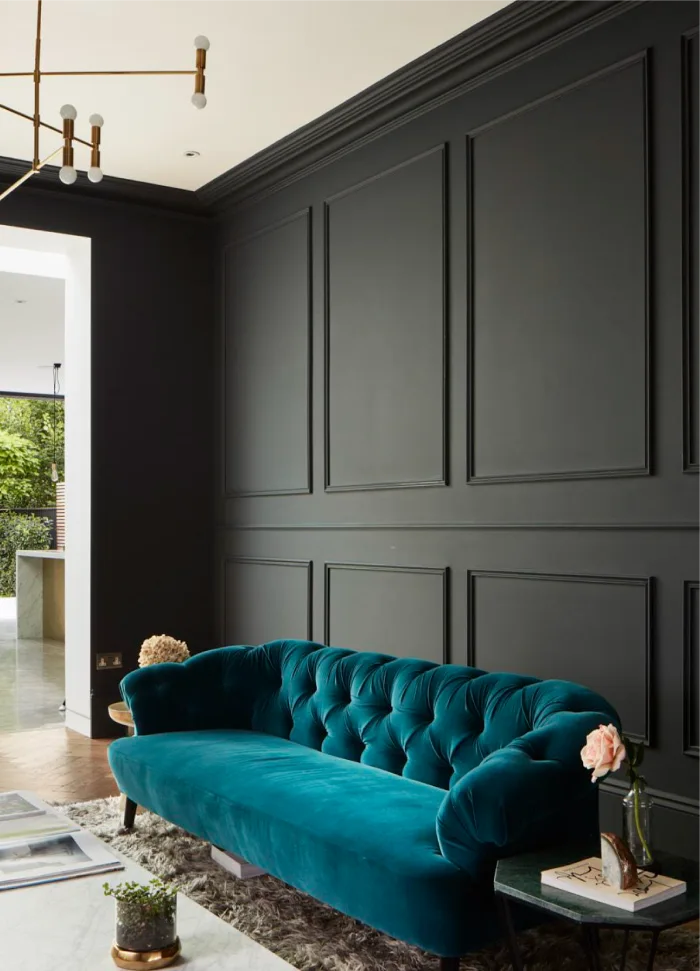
[0,225,91,737]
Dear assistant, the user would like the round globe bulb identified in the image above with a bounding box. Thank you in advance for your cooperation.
[59,104,77,121]
[191,92,207,109]
[89,113,104,128]
[88,166,103,184]
[194,35,210,51]
[59,165,77,185]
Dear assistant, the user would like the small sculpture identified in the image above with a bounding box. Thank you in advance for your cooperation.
[138,635,190,667]
[601,832,638,889]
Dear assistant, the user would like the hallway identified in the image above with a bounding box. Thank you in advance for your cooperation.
[0,596,65,733]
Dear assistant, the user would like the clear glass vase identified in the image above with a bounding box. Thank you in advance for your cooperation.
[115,898,177,953]
[622,783,653,867]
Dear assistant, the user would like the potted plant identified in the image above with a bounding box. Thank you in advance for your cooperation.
[104,877,180,968]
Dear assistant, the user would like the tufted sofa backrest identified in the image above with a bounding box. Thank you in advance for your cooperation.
[185,639,616,791]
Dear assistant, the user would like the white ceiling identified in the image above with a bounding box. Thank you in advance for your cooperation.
[0,1,509,191]
[0,271,65,395]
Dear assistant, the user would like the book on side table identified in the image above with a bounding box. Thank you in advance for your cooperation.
[0,790,123,891]
[541,856,687,912]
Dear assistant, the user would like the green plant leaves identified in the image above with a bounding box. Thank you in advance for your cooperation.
[0,511,52,596]
[0,397,64,508]
[103,877,177,917]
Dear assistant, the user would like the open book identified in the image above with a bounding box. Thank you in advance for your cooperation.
[541,856,687,912]
[0,790,123,891]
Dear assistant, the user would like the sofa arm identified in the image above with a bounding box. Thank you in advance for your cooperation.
[436,710,614,876]
[120,647,248,735]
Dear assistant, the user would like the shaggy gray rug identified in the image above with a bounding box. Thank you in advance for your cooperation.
[59,798,698,971]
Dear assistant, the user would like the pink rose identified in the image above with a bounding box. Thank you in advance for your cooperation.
[580,724,626,782]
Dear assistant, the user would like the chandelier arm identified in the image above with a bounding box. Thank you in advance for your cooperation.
[0,70,196,78]
[40,70,196,77]
[0,101,92,148]
[33,0,42,169]
[0,144,61,202]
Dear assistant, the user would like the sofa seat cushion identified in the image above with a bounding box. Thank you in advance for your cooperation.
[109,729,497,956]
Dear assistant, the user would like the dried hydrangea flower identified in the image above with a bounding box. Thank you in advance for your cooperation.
[138,634,190,667]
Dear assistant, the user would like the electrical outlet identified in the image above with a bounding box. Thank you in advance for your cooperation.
[96,652,122,670]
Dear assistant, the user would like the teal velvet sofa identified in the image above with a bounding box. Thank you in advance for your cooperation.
[108,639,618,968]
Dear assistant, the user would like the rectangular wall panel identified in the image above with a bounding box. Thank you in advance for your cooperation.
[684,581,699,755]
[324,563,448,663]
[224,211,311,496]
[468,570,651,742]
[468,56,649,482]
[325,147,446,491]
[683,32,699,472]
[223,557,312,646]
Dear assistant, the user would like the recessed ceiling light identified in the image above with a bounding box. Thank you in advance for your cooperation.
[14,299,26,304]
[184,150,200,158]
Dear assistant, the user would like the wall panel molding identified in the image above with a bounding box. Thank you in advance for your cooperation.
[324,562,450,662]
[225,521,698,532]
[601,776,699,815]
[223,556,313,643]
[466,52,650,484]
[323,146,448,492]
[682,29,699,473]
[467,569,653,744]
[684,580,699,757]
[223,209,312,497]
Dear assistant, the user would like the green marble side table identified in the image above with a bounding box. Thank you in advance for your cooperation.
[494,845,698,971]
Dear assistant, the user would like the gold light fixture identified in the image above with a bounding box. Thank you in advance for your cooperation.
[0,0,210,202]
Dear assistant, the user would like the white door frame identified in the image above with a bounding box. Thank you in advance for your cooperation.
[0,224,92,736]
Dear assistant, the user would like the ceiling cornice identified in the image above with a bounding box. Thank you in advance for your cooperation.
[197,0,643,213]
[0,155,206,217]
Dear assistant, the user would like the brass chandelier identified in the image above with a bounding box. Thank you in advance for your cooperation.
[0,0,210,202]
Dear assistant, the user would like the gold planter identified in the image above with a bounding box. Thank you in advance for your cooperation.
[110,937,181,970]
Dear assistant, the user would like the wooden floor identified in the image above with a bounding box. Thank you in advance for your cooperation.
[0,602,119,804]
[0,726,118,803]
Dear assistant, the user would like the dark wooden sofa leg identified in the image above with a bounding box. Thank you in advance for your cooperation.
[439,958,460,970]
[122,796,137,830]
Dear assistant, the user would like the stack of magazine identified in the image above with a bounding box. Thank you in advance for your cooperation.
[0,790,123,891]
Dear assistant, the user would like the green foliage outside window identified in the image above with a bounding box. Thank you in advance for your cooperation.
[0,397,64,508]
[0,511,52,597]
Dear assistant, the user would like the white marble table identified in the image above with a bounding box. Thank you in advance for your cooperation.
[2,841,296,970]
[15,550,65,639]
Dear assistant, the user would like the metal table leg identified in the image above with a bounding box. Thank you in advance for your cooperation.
[645,930,660,971]
[496,895,524,971]
[582,925,602,971]
[619,929,630,971]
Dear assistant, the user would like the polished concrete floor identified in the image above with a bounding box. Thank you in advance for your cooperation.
[0,596,65,732]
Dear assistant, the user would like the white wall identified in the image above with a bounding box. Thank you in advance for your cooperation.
[0,271,65,395]
[0,224,92,736]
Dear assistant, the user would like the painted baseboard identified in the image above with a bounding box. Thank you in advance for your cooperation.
[65,709,91,737]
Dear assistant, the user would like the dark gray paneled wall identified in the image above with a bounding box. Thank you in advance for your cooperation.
[469,55,648,482]
[684,31,699,472]
[325,148,446,491]
[219,2,699,857]
[224,212,311,496]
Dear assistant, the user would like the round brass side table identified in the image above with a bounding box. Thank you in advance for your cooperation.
[108,701,142,818]
[108,701,134,736]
